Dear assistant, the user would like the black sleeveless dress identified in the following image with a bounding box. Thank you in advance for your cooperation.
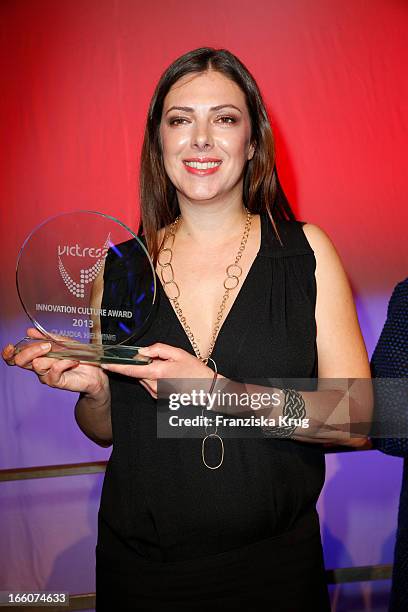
[95,213,330,611]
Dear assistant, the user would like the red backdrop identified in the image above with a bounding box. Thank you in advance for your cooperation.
[1,0,407,317]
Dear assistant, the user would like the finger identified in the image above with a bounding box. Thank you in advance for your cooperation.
[33,356,79,385]
[14,341,52,369]
[101,361,160,379]
[2,343,15,356]
[140,379,158,397]
[138,343,183,361]
[140,378,158,393]
[31,356,58,373]
[32,356,78,375]
[138,379,158,399]
[138,379,151,393]
[149,381,158,398]
[2,344,16,365]
[26,328,49,340]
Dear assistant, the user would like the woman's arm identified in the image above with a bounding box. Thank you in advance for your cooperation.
[74,381,113,448]
[302,223,373,443]
[303,223,371,381]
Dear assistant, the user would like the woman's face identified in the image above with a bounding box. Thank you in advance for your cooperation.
[159,70,255,205]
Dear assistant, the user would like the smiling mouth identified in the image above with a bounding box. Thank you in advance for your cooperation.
[183,160,223,170]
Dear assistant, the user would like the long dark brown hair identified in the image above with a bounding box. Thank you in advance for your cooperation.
[139,47,296,265]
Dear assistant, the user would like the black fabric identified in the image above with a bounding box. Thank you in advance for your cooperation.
[371,278,408,612]
[95,213,330,611]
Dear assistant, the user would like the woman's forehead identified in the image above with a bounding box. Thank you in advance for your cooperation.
[163,71,246,108]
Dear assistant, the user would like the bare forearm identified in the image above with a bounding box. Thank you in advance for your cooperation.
[74,385,112,447]
[264,382,372,444]
[209,376,373,445]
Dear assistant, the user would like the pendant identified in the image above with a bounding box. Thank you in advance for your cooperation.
[201,433,224,469]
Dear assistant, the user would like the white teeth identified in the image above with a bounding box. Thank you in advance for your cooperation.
[184,161,222,169]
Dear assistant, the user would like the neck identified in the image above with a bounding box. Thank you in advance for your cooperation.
[175,201,249,246]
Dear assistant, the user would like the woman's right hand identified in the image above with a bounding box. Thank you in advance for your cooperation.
[2,327,109,399]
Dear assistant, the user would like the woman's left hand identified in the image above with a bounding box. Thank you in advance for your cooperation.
[101,343,220,399]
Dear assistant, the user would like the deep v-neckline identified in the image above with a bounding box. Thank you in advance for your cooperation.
[156,212,265,359]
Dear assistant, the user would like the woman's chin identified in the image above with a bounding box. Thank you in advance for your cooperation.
[179,188,225,203]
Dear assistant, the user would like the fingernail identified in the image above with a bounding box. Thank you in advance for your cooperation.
[41,343,51,351]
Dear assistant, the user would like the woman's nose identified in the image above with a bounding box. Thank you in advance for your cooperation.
[191,120,214,150]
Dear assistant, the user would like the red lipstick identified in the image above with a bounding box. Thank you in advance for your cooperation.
[182,158,223,176]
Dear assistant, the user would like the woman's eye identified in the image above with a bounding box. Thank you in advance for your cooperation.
[216,116,236,124]
[169,117,188,126]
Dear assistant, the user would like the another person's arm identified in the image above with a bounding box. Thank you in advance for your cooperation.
[370,279,408,457]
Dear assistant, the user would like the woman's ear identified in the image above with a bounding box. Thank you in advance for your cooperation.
[248,141,257,160]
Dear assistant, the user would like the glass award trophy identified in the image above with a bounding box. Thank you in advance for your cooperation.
[15,211,156,365]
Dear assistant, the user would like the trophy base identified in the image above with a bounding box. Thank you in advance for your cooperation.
[15,338,152,365]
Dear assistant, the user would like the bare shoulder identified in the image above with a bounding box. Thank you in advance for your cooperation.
[301,223,337,253]
[301,222,345,273]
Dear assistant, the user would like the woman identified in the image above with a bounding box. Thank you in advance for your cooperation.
[3,48,372,610]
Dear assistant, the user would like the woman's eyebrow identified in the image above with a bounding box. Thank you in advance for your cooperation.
[165,104,242,115]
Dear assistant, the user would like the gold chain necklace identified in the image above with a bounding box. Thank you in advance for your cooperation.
[157,207,253,469]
